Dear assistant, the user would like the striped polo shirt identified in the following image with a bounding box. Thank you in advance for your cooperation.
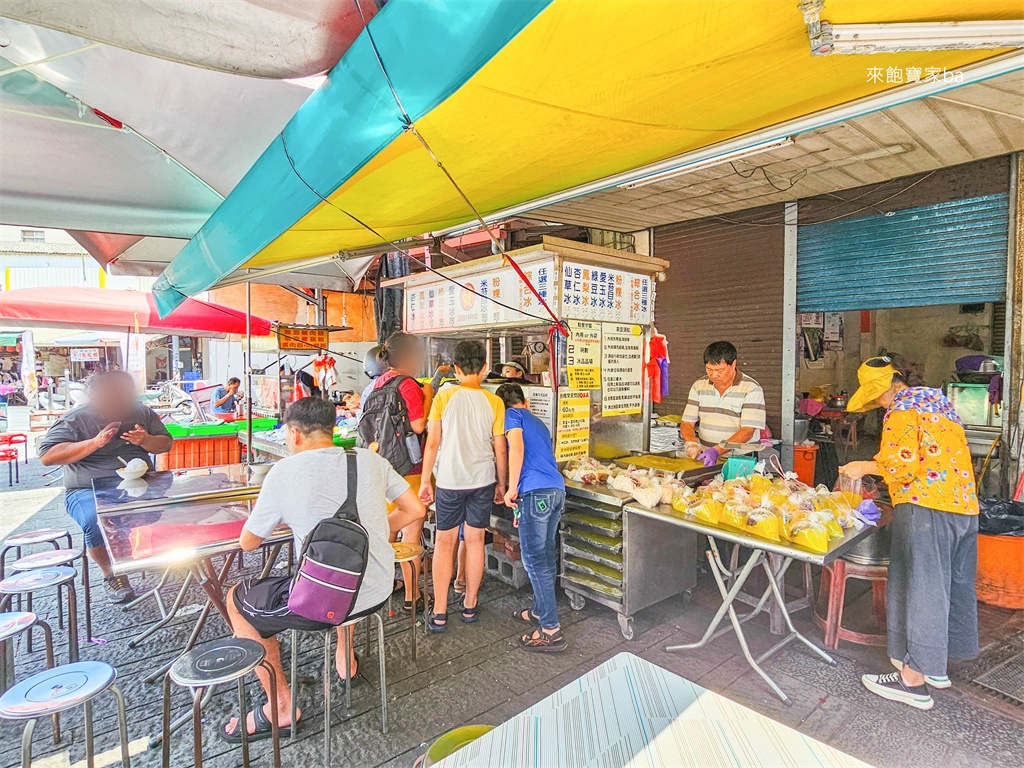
[681,371,766,447]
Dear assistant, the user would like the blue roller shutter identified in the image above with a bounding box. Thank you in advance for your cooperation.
[797,193,1009,311]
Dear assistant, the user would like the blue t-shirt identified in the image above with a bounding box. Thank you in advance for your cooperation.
[211,386,236,414]
[504,407,564,495]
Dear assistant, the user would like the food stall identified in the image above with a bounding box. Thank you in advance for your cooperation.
[400,236,702,639]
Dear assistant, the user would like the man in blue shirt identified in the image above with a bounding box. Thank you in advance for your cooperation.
[496,383,567,653]
[212,377,240,415]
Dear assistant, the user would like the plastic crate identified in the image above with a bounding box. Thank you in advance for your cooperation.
[332,434,357,448]
[188,423,238,437]
[164,423,191,438]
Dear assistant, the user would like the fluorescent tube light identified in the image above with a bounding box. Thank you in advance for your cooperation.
[617,138,794,189]
[821,20,1024,55]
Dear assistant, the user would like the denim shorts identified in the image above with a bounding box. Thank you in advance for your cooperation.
[435,485,494,531]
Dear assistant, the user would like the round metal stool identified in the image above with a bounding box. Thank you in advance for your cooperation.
[0,529,73,608]
[162,638,281,768]
[0,660,130,768]
[0,612,57,715]
[10,548,89,645]
[391,542,426,660]
[0,567,79,663]
[289,601,388,768]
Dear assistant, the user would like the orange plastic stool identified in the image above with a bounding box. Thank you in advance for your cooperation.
[0,448,19,486]
[0,433,27,465]
[813,557,887,650]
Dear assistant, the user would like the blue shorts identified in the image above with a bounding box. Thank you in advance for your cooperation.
[435,485,494,532]
[66,488,102,548]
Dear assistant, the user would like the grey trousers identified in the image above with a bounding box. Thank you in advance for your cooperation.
[887,503,979,678]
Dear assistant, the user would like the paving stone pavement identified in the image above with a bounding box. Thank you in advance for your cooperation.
[1,408,1022,768]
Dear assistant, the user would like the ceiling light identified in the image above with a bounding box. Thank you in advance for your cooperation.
[812,19,1024,56]
[617,138,794,190]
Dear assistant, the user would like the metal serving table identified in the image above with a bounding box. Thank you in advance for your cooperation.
[434,652,874,768]
[93,463,263,513]
[561,480,701,640]
[625,500,875,704]
[236,429,289,461]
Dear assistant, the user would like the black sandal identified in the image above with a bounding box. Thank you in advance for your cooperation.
[460,600,480,623]
[512,608,539,626]
[519,628,567,653]
[403,596,425,613]
[220,704,292,744]
[427,611,448,633]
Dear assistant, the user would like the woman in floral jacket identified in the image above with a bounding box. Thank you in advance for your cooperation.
[840,355,978,712]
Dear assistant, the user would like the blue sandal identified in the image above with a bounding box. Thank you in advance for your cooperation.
[460,601,480,623]
[427,612,448,633]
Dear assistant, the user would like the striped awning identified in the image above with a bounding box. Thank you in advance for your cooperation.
[153,0,1024,315]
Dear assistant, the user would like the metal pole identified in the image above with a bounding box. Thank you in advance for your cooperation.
[781,201,799,472]
[171,336,180,380]
[246,281,253,466]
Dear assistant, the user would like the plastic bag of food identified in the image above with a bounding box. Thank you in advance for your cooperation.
[808,510,845,539]
[747,473,775,499]
[744,506,782,541]
[785,518,829,553]
[720,500,750,530]
[609,472,637,493]
[677,496,722,525]
[631,480,662,509]
[671,484,694,506]
[659,478,685,505]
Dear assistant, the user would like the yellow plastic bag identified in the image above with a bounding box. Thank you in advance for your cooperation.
[786,519,829,553]
[677,497,722,525]
[744,508,781,542]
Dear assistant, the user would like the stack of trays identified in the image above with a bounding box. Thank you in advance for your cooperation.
[561,497,624,601]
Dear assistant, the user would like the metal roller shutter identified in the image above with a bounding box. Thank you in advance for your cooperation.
[654,206,785,434]
[798,194,1009,311]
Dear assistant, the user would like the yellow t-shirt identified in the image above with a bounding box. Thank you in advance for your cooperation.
[428,385,505,490]
[875,389,979,515]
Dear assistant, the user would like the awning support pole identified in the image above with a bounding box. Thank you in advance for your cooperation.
[245,280,253,466]
[781,201,799,472]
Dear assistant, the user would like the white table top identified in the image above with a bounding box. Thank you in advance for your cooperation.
[436,652,872,768]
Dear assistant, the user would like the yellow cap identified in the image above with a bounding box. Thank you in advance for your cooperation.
[846,357,901,413]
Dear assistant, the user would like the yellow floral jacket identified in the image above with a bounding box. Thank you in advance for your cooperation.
[875,388,979,515]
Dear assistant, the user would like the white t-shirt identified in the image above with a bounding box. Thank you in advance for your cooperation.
[427,385,505,490]
[244,447,409,614]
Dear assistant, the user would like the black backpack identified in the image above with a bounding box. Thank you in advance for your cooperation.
[287,450,368,625]
[357,375,420,476]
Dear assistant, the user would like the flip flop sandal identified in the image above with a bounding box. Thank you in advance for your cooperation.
[512,608,540,626]
[337,652,363,688]
[427,612,448,633]
[519,628,568,653]
[220,704,292,744]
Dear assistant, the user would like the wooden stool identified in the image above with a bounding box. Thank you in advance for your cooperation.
[813,558,888,650]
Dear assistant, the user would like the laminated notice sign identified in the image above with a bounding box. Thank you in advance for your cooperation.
[565,320,601,390]
[554,390,591,462]
[601,323,643,417]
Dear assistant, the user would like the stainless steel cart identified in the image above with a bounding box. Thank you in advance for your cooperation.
[561,480,701,639]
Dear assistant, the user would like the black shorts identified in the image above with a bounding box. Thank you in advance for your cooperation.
[233,575,333,639]
[435,484,495,531]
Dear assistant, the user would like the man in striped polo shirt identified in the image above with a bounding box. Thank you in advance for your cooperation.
[680,341,767,467]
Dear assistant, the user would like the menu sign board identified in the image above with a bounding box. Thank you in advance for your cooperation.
[601,323,644,417]
[405,259,556,332]
[565,320,601,390]
[560,262,653,324]
[554,390,591,462]
[278,325,329,351]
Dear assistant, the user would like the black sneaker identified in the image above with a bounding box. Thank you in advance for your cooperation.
[104,574,136,604]
[862,670,934,710]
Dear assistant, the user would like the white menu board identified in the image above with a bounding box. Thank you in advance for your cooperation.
[601,323,644,417]
[405,260,556,332]
[560,262,653,324]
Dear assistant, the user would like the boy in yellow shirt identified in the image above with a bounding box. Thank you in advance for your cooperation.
[420,341,507,631]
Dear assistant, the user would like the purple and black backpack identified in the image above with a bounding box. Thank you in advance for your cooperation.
[288,450,368,625]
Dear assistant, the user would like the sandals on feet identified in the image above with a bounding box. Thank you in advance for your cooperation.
[220,704,292,744]
[460,600,480,623]
[403,596,425,613]
[427,611,448,633]
[512,608,539,626]
[453,580,466,594]
[519,628,568,653]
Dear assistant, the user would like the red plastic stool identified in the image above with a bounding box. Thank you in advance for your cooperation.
[0,449,19,486]
[0,433,27,465]
[813,557,888,650]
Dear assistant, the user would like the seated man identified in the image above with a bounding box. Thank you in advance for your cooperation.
[38,371,173,603]
[224,396,425,741]
[212,377,241,416]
